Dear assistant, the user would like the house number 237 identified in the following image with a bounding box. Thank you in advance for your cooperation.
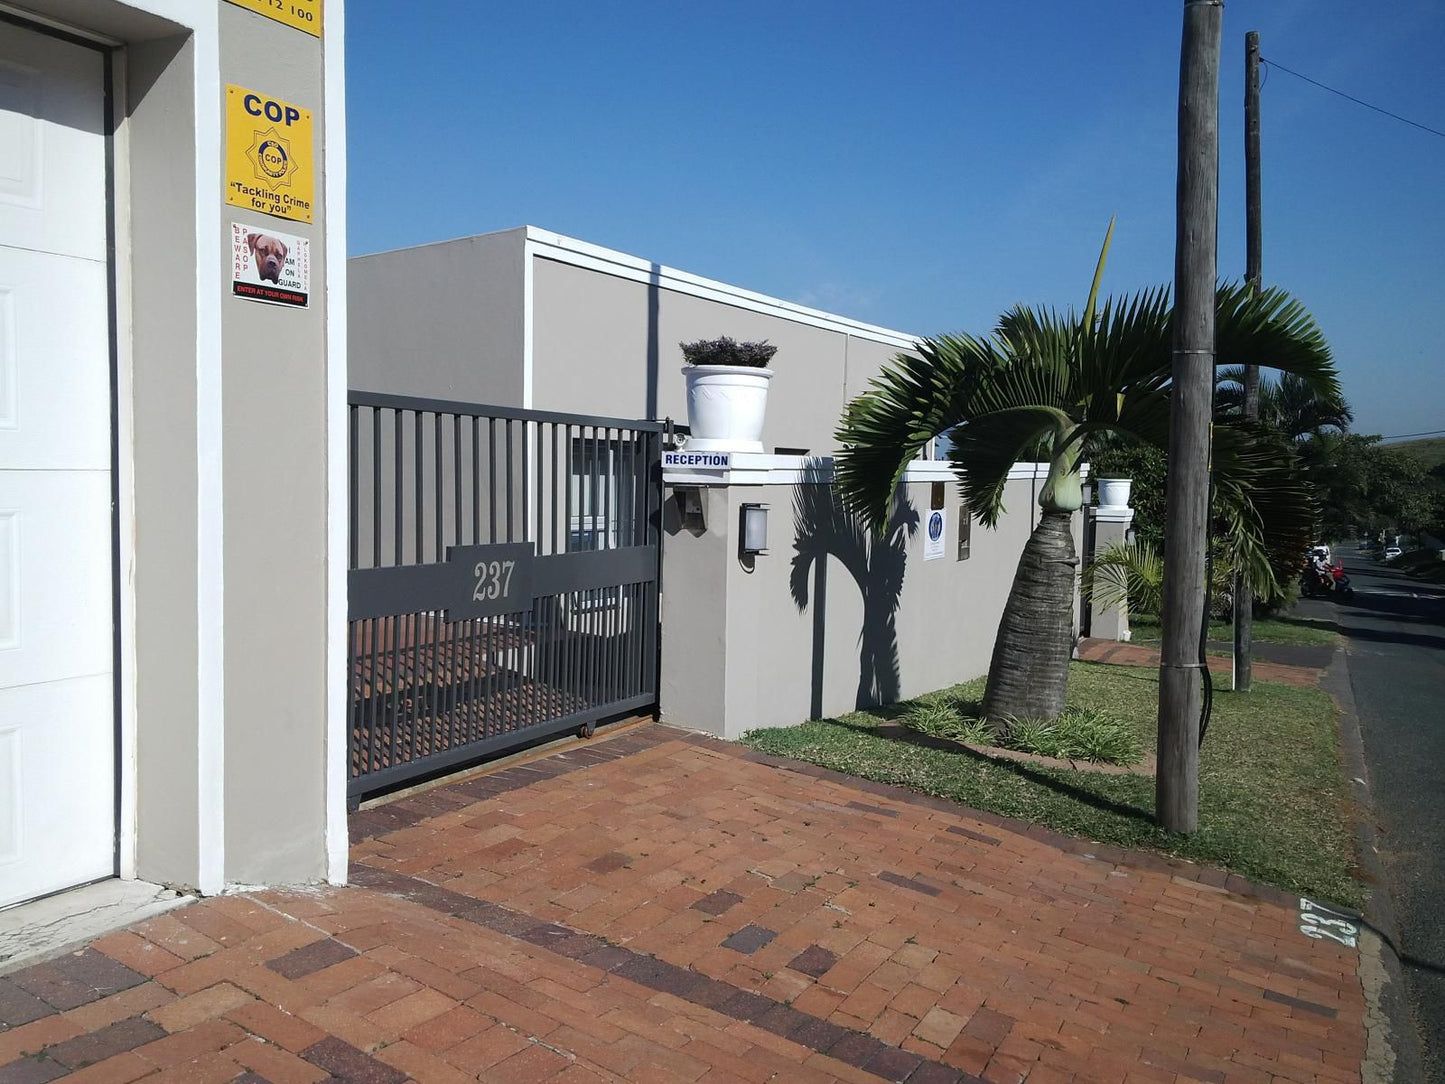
[473,560,516,602]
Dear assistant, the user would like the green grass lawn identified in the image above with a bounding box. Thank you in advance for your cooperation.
[741,661,1363,907]
[1128,612,1341,647]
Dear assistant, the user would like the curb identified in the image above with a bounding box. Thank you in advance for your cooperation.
[1321,645,1427,1084]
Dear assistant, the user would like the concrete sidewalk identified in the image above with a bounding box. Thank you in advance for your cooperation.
[1077,638,1327,687]
[0,725,1367,1082]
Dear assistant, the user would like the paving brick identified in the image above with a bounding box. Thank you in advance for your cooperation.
[402,1004,490,1051]
[9,951,146,1013]
[479,1042,574,1083]
[45,1015,167,1069]
[62,981,173,1034]
[443,1022,531,1070]
[228,1033,331,1084]
[300,1035,406,1083]
[584,851,631,873]
[720,925,776,955]
[373,1038,476,1084]
[692,890,744,916]
[0,983,55,1031]
[0,1016,82,1070]
[787,945,838,979]
[130,1018,245,1069]
[223,1001,325,1053]
[263,939,356,981]
[56,1051,156,1084]
[0,1056,74,1084]
[147,982,253,1033]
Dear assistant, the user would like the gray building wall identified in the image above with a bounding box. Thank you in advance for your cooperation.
[661,474,1079,739]
[349,230,526,403]
[531,256,904,455]
[217,2,334,885]
[346,229,917,458]
[127,31,203,885]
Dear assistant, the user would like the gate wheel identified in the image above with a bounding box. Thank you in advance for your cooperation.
[578,721,596,739]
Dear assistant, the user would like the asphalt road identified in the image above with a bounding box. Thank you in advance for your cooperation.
[1304,544,1445,1081]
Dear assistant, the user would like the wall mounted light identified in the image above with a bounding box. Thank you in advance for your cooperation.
[740,503,769,556]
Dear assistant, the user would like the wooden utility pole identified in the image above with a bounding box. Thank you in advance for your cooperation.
[1158,0,1222,834]
[1234,29,1262,692]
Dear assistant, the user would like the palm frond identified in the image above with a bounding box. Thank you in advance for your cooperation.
[947,407,1070,526]
[834,333,1001,530]
[1215,282,1338,402]
[1075,286,1174,428]
[1212,421,1318,604]
[1084,538,1235,617]
[1084,540,1165,615]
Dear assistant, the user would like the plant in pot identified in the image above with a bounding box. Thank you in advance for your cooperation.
[1095,476,1133,509]
[680,336,777,453]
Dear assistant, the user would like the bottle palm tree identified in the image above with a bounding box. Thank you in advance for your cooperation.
[833,234,1338,728]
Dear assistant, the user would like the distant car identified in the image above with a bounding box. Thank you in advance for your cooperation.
[1384,546,1403,560]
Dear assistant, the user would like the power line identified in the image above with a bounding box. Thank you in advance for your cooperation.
[1261,57,1445,140]
[1382,428,1445,440]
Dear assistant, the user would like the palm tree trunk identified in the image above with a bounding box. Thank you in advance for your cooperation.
[981,510,1078,728]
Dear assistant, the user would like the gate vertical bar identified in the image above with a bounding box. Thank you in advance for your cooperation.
[348,405,358,568]
[392,409,402,566]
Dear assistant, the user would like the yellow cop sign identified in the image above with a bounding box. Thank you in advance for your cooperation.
[225,85,314,224]
[224,0,321,38]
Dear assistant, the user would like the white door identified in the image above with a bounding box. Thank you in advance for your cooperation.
[0,22,113,908]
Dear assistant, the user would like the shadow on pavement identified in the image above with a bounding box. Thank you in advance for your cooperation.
[1334,622,1445,652]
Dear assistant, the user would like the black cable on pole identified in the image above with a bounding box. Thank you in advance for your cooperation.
[1198,429,1215,749]
[1261,57,1445,140]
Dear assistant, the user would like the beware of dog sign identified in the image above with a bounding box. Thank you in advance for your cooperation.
[224,0,321,38]
[225,85,315,224]
[231,222,310,307]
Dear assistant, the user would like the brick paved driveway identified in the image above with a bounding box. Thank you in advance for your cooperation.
[0,725,1366,1082]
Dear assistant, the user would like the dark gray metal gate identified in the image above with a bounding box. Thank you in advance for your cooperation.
[347,392,664,802]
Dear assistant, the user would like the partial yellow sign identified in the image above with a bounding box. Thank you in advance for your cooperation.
[225,85,314,224]
[224,0,322,38]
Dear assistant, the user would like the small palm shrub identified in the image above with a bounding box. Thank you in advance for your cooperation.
[905,703,1141,766]
[904,702,992,745]
[1084,539,1235,620]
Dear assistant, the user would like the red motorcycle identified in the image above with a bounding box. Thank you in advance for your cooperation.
[1299,561,1354,599]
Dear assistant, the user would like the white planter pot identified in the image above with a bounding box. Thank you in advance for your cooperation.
[682,365,773,453]
[1097,477,1133,509]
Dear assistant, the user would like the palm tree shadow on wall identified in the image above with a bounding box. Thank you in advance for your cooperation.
[790,486,919,715]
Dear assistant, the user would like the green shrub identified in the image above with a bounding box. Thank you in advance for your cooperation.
[904,703,992,746]
[903,703,1140,766]
[1050,707,1143,764]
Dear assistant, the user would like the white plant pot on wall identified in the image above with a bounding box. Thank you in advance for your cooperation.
[682,365,774,453]
[1097,477,1133,509]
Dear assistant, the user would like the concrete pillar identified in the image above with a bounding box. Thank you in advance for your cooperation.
[1088,504,1135,641]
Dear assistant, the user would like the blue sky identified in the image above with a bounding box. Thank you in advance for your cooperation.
[346,1,1443,438]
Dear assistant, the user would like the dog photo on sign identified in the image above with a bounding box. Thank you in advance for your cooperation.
[230,221,310,307]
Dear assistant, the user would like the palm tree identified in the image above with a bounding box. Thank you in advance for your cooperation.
[1217,368,1352,439]
[833,239,1338,729]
